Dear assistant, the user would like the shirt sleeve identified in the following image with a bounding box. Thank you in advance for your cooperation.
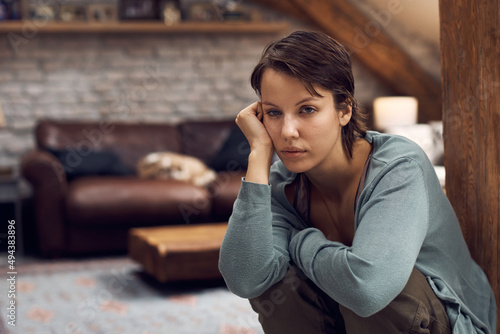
[218,179,299,298]
[289,159,430,317]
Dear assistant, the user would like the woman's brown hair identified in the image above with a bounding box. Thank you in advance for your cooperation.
[251,31,368,158]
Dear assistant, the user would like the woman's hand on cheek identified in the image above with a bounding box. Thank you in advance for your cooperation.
[237,102,275,184]
[236,101,274,152]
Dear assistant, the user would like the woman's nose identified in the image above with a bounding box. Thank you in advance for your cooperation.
[281,116,299,140]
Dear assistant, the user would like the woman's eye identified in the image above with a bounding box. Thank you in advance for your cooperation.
[265,109,281,116]
[301,106,316,114]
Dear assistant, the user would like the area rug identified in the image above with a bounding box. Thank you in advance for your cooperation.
[0,256,263,334]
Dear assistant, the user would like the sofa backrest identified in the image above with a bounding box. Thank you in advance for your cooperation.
[36,120,183,171]
[178,120,236,165]
[35,119,244,173]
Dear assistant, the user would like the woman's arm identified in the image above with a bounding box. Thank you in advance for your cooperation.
[289,159,430,317]
[219,180,294,298]
[219,102,293,298]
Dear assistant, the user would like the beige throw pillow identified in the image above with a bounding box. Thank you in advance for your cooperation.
[137,152,217,187]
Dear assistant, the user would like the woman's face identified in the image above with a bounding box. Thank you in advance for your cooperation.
[261,69,351,174]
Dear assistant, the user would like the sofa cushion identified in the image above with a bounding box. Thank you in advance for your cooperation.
[178,120,237,164]
[48,148,134,181]
[66,177,212,227]
[208,126,249,172]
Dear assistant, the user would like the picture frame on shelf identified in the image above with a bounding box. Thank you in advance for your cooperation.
[186,2,218,22]
[59,5,87,22]
[0,2,7,20]
[87,4,118,23]
[119,0,158,20]
[7,0,21,18]
[0,0,21,20]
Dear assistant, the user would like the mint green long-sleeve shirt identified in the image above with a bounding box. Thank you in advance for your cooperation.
[219,131,496,333]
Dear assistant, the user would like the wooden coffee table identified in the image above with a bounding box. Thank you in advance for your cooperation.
[128,222,228,282]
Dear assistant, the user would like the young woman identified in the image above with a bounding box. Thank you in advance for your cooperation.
[218,31,496,334]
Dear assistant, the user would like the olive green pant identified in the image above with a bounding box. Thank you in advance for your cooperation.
[249,266,451,334]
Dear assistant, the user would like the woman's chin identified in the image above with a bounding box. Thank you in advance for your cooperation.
[281,160,310,174]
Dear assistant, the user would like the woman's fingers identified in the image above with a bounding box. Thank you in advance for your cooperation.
[256,102,263,121]
[236,102,273,150]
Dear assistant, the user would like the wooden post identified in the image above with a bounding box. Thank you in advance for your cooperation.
[439,0,500,331]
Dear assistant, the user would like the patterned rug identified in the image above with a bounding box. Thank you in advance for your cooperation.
[0,256,263,334]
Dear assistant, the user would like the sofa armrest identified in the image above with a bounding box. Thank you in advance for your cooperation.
[21,149,68,186]
[21,150,69,257]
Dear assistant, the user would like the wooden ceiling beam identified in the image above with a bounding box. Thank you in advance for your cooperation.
[252,0,442,123]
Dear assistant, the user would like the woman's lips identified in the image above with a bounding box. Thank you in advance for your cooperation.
[280,148,306,159]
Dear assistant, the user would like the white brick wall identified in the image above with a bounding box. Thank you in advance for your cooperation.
[0,7,438,170]
[0,32,277,166]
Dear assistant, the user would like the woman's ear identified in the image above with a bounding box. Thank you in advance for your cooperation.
[338,104,352,126]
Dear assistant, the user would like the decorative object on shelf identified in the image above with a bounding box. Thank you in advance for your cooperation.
[160,0,181,26]
[59,4,87,22]
[28,4,56,21]
[186,2,218,22]
[373,96,418,132]
[119,0,158,20]
[87,4,118,23]
[212,0,250,22]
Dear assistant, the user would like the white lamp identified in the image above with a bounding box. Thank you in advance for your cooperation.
[373,96,418,131]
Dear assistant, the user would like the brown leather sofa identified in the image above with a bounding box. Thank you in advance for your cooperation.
[21,119,248,257]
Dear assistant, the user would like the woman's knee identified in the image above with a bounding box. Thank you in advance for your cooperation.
[249,265,342,334]
[339,268,451,334]
[249,266,303,318]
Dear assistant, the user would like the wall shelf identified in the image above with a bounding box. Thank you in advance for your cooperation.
[0,21,289,34]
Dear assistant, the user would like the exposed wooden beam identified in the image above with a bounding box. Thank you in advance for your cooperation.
[252,0,442,123]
